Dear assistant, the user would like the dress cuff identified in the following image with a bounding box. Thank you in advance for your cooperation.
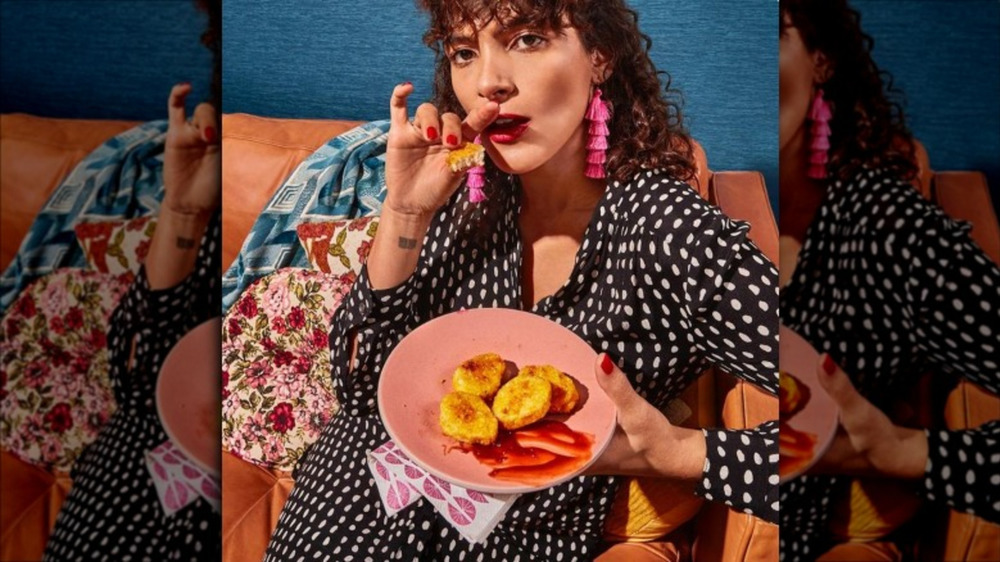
[923,427,1000,520]
[696,424,779,523]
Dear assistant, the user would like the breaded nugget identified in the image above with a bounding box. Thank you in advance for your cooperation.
[453,352,506,400]
[445,142,485,173]
[492,376,552,430]
[519,365,580,414]
[439,392,498,445]
[779,371,811,419]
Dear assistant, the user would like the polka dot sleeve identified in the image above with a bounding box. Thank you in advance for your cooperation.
[908,207,1000,521]
[328,263,423,417]
[682,210,780,523]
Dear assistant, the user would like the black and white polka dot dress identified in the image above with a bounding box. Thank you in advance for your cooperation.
[44,213,221,561]
[779,168,1000,561]
[265,170,779,561]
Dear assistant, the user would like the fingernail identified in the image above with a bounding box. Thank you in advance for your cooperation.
[402,81,412,87]
[204,126,216,143]
[822,354,836,376]
[600,354,614,375]
[179,82,190,87]
[427,127,439,141]
[446,134,458,146]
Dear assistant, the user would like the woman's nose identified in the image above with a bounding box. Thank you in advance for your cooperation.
[476,49,516,104]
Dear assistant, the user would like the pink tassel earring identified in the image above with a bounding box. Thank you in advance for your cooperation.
[807,88,832,179]
[466,135,487,203]
[585,87,610,179]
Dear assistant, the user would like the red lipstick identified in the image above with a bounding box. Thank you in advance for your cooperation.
[487,113,530,144]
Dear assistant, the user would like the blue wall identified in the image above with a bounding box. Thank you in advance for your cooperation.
[853,0,1000,212]
[222,0,779,213]
[0,0,213,121]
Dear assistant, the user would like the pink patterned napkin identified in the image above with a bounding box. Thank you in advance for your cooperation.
[145,440,221,517]
[367,440,518,544]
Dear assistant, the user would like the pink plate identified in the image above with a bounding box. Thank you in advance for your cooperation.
[378,308,617,494]
[156,317,222,477]
[779,325,838,483]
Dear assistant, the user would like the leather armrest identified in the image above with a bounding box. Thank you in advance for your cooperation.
[221,451,293,562]
[933,171,1000,264]
[0,450,72,562]
[710,171,778,264]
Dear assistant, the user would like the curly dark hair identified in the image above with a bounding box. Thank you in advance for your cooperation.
[195,0,221,115]
[781,0,916,183]
[417,0,695,208]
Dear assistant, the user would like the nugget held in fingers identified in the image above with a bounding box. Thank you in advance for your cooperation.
[519,365,579,414]
[445,142,485,173]
[492,376,552,430]
[452,352,505,400]
[439,392,499,445]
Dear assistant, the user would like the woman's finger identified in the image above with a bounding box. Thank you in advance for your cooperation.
[440,113,463,148]
[593,353,645,417]
[461,101,501,141]
[815,353,888,440]
[167,82,193,129]
[389,82,414,129]
[192,102,219,144]
[414,103,442,143]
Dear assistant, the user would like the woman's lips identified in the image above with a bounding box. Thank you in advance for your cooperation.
[486,114,530,144]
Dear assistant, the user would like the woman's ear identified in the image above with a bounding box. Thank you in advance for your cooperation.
[813,50,833,84]
[591,49,611,84]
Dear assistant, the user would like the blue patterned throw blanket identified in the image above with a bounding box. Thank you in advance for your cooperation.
[0,121,168,313]
[221,120,390,312]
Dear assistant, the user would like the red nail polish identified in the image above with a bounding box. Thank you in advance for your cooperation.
[204,126,216,143]
[427,127,439,141]
[446,134,458,146]
[600,354,614,375]
[822,354,836,376]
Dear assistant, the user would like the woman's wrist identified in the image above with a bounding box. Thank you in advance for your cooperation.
[646,425,707,483]
[366,206,435,290]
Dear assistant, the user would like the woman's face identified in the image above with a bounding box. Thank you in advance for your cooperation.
[446,17,604,175]
[779,14,825,153]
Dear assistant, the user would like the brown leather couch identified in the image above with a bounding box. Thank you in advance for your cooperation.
[219,113,780,562]
[0,114,143,562]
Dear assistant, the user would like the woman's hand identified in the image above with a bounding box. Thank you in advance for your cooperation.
[384,83,500,217]
[809,353,928,478]
[585,353,707,482]
[163,82,220,216]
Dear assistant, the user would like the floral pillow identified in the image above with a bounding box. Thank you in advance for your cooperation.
[221,268,355,471]
[0,269,130,471]
[75,216,157,275]
[297,217,378,274]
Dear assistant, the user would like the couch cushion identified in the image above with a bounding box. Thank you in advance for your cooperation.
[0,114,140,269]
[0,269,129,471]
[74,216,157,275]
[221,114,365,269]
[221,268,348,471]
[297,218,378,275]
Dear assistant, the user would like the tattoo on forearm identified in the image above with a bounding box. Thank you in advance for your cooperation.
[398,236,418,250]
[176,236,196,249]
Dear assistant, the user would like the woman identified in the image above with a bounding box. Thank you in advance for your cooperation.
[778,1,1000,560]
[42,1,222,559]
[265,1,778,560]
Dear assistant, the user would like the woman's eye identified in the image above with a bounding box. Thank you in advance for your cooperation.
[514,34,546,50]
[451,49,476,64]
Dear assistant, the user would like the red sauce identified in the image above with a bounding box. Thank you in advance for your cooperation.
[778,421,817,477]
[460,421,594,485]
